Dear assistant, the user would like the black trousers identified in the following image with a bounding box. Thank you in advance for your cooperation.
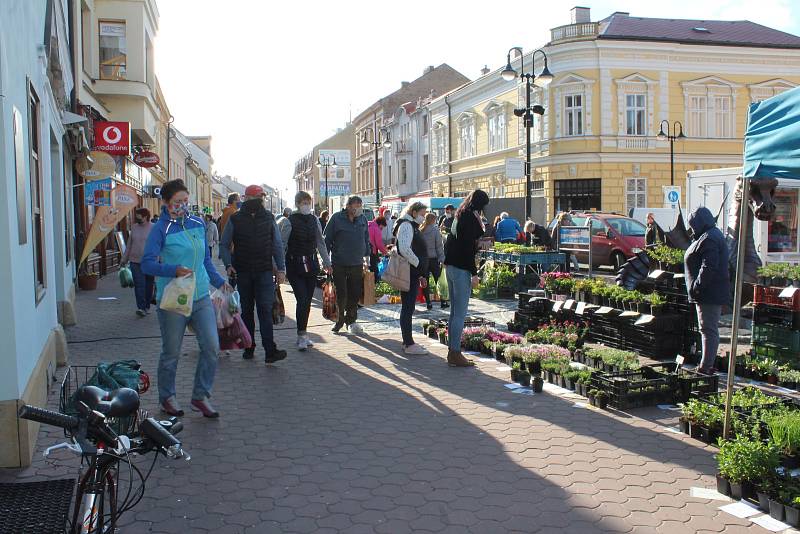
[287,268,317,334]
[332,264,363,326]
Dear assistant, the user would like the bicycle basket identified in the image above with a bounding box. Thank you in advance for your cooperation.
[59,363,150,438]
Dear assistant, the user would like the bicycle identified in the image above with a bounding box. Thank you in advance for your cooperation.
[14,384,190,534]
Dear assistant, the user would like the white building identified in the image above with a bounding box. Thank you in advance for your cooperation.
[382,97,434,208]
[0,0,78,467]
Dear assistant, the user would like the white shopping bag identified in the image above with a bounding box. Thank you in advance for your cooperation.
[160,274,195,317]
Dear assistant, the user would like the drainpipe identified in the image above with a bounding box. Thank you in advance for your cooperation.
[445,95,452,196]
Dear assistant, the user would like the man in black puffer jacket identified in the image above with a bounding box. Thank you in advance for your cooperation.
[684,206,730,374]
[220,185,287,364]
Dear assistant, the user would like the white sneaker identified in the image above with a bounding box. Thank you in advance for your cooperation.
[347,323,364,335]
[302,335,314,347]
[296,336,308,351]
[403,343,428,355]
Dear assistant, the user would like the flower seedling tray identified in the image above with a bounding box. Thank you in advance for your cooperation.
[590,367,676,410]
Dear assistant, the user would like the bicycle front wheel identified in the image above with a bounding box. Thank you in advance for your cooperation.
[72,468,117,534]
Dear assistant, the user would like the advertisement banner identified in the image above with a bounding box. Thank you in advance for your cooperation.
[80,184,138,264]
[320,182,351,197]
[84,178,113,206]
[558,226,590,248]
[94,121,130,156]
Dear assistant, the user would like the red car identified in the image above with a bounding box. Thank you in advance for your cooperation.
[547,212,646,270]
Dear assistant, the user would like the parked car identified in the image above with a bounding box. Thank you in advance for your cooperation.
[547,211,646,270]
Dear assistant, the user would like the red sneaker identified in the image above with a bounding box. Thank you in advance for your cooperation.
[190,397,219,418]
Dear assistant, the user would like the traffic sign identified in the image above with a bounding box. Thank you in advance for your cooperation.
[663,186,681,209]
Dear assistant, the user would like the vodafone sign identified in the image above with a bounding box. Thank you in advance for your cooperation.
[94,121,130,155]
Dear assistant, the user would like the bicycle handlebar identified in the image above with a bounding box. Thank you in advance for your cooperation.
[18,405,79,431]
[139,417,180,449]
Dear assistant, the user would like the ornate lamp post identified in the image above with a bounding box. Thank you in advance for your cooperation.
[501,47,553,220]
[360,126,391,207]
[657,120,686,186]
[315,154,337,210]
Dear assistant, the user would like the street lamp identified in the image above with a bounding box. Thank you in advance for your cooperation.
[315,154,337,211]
[657,120,686,186]
[501,47,553,220]
[360,126,391,207]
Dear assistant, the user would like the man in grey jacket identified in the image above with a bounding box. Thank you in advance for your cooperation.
[323,196,370,335]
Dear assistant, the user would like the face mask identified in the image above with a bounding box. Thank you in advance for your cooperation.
[353,207,364,218]
[414,214,425,225]
[236,201,242,209]
[299,204,312,215]
[170,201,189,218]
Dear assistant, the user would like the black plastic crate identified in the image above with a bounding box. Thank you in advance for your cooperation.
[591,367,676,409]
[646,363,719,403]
[754,304,800,330]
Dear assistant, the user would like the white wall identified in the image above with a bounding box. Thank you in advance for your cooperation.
[0,0,72,400]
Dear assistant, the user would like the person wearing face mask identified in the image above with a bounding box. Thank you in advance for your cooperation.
[142,180,231,418]
[220,185,288,363]
[323,196,371,334]
[280,191,332,351]
[393,202,431,355]
[443,189,490,367]
[438,204,455,234]
[122,207,155,317]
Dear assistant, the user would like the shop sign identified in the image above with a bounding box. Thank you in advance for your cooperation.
[77,151,117,179]
[133,151,160,168]
[94,121,130,155]
[84,178,113,206]
[142,185,161,198]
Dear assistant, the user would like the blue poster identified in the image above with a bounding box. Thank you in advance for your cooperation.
[559,226,590,246]
[84,178,113,206]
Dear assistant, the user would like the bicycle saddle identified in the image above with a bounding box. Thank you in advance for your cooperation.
[76,385,140,417]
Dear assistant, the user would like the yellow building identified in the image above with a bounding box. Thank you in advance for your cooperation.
[429,7,800,222]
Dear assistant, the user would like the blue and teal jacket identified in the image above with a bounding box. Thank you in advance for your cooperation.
[141,206,225,302]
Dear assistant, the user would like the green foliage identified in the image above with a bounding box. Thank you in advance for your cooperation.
[647,245,685,266]
[584,347,640,370]
[680,399,723,428]
[493,243,546,254]
[758,263,800,281]
[474,263,517,297]
[779,369,800,383]
[767,412,800,456]
[375,281,400,297]
[716,436,779,483]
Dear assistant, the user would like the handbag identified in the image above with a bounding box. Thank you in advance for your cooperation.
[322,276,338,321]
[383,248,410,292]
[219,313,253,351]
[160,274,195,317]
[273,286,286,325]
[360,271,376,306]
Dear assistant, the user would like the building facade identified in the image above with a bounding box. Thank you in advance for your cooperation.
[430,7,800,223]
[352,64,469,205]
[0,0,77,467]
[292,124,355,212]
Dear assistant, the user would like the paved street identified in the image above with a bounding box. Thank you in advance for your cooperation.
[0,273,774,533]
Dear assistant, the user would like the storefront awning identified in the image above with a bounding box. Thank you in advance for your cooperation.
[744,86,800,181]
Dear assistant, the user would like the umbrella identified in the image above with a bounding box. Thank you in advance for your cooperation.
[723,86,800,437]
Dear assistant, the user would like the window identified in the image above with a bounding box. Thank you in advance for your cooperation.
[564,94,583,136]
[590,219,606,236]
[422,154,429,182]
[400,160,407,184]
[28,83,46,300]
[81,5,92,73]
[487,108,506,152]
[714,96,732,138]
[688,96,707,137]
[625,94,646,136]
[554,178,601,213]
[422,116,429,136]
[457,114,475,158]
[625,178,647,214]
[99,21,126,80]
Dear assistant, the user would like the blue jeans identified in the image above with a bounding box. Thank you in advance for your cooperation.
[130,262,154,311]
[400,268,421,346]
[238,271,276,351]
[156,296,219,403]
[446,266,472,351]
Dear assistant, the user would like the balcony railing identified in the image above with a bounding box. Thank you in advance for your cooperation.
[550,22,598,42]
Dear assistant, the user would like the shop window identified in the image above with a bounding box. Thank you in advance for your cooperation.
[768,189,799,253]
[99,21,126,80]
[554,178,601,213]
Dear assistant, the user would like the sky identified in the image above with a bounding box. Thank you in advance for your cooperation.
[156,0,800,193]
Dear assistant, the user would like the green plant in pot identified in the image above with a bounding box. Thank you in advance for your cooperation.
[587,388,598,406]
[716,435,779,501]
[518,369,531,387]
[511,360,522,382]
[767,412,800,469]
[594,390,609,409]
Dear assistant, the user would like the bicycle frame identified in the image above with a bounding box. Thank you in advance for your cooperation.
[72,451,117,534]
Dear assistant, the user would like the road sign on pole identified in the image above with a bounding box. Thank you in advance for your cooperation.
[663,186,681,209]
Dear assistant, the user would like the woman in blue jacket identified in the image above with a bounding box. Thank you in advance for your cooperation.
[684,207,730,375]
[142,179,230,418]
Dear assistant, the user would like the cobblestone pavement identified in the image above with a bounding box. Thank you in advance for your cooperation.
[0,272,776,533]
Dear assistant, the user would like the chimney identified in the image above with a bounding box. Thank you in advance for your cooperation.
[480,65,490,76]
[570,6,591,24]
[401,81,410,88]
[423,65,435,75]
[611,11,629,17]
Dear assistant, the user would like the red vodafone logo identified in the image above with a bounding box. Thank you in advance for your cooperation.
[94,121,130,155]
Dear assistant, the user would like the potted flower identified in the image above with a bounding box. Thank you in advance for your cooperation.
[648,293,666,316]
[594,390,609,409]
[438,328,448,345]
[518,369,531,388]
[767,412,800,469]
[77,263,99,291]
[757,477,777,513]
[587,388,598,406]
[511,361,522,382]
[779,369,800,391]
[716,436,780,501]
[786,496,800,527]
